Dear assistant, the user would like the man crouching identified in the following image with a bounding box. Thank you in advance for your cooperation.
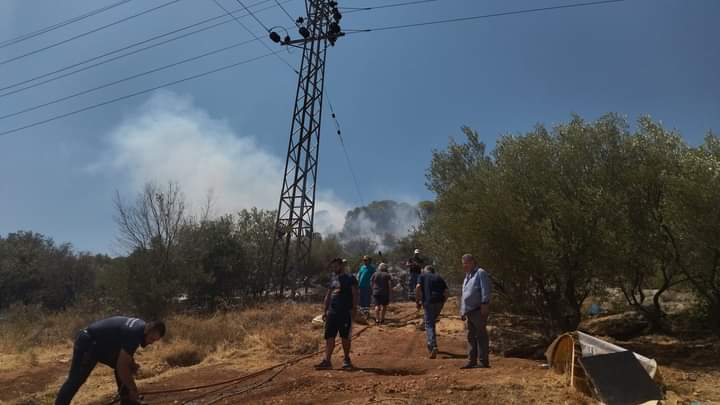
[55,317,165,404]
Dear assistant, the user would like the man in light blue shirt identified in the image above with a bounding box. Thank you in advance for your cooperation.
[460,253,491,369]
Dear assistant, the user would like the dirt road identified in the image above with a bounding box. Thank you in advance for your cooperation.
[103,304,585,405]
[4,302,719,404]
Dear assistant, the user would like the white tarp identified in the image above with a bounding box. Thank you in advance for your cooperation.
[576,331,658,378]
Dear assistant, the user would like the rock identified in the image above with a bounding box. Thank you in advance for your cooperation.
[579,311,649,339]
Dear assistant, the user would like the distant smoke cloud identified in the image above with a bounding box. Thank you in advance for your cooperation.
[314,191,351,236]
[95,91,282,214]
[93,91,353,225]
[92,91,417,245]
[340,201,422,251]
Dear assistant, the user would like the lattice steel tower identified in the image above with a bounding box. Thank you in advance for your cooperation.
[269,1,343,296]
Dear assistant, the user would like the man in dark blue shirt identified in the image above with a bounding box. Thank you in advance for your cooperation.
[316,257,358,370]
[415,265,448,359]
[55,317,166,405]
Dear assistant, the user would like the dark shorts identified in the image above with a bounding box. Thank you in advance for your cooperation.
[324,312,352,340]
[373,294,389,306]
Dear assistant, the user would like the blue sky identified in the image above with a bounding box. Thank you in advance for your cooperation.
[0,0,718,254]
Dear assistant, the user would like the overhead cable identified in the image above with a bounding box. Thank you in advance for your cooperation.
[0,0,287,98]
[0,0,134,49]
[0,52,277,137]
[345,0,626,34]
[0,0,184,66]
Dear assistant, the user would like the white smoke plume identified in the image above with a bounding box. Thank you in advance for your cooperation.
[92,91,419,247]
[92,91,350,226]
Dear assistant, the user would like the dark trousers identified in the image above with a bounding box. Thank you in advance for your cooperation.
[55,331,97,405]
[466,309,490,366]
[55,332,135,405]
[407,272,420,300]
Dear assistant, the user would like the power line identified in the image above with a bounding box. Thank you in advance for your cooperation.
[345,0,626,33]
[211,0,298,73]
[341,0,442,14]
[0,0,287,98]
[273,0,297,24]
[235,0,272,31]
[326,94,366,207]
[0,0,134,49]
[0,51,277,137]
[0,37,261,121]
[0,0,183,67]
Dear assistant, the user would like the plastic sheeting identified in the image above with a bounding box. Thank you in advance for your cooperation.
[575,331,658,378]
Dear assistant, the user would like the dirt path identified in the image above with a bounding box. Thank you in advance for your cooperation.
[108,305,586,405]
[4,303,719,404]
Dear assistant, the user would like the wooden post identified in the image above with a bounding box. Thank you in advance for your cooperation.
[569,338,576,387]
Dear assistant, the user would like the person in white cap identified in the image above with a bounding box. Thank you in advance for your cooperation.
[405,249,425,301]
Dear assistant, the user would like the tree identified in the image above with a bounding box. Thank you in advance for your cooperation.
[423,117,670,333]
[113,182,188,317]
[178,215,246,310]
[0,231,94,310]
[664,132,720,328]
[235,208,277,298]
[602,117,687,332]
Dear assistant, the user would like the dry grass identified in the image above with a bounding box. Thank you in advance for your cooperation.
[0,301,322,404]
[160,339,206,367]
[0,301,320,363]
[0,304,104,353]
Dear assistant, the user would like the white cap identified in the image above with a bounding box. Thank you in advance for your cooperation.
[414,249,421,254]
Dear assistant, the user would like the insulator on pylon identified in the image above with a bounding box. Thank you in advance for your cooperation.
[333,10,342,21]
[329,22,341,34]
[284,35,291,44]
[299,26,310,38]
[269,31,281,43]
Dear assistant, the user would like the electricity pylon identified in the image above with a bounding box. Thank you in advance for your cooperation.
[269,1,344,296]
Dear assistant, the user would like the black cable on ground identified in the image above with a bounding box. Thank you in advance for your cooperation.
[122,310,422,403]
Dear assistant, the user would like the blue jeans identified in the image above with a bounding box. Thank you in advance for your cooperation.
[423,301,444,351]
[359,287,371,310]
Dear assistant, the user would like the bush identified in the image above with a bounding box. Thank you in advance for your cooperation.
[161,340,206,367]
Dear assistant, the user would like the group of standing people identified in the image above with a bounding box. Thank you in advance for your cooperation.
[316,250,492,370]
[54,251,491,404]
[356,255,393,324]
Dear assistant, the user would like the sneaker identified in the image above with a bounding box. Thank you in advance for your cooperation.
[478,363,490,368]
[314,359,332,370]
[460,362,478,369]
[429,348,437,359]
[342,358,353,370]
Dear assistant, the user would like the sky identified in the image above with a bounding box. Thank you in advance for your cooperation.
[0,0,718,254]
